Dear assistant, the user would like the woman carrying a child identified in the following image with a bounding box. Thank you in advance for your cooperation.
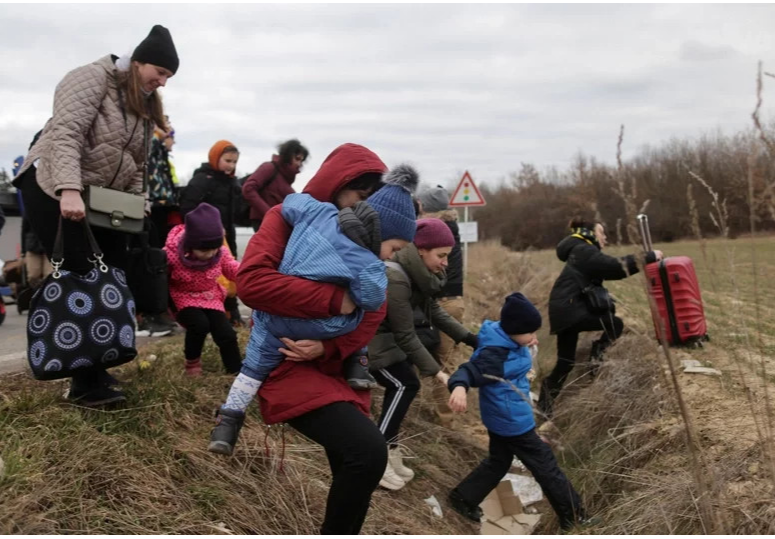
[225,143,401,535]
[209,164,419,453]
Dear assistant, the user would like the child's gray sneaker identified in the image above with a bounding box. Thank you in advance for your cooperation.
[208,407,245,456]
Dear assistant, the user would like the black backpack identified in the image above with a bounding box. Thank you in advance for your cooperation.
[234,167,280,228]
[234,175,253,228]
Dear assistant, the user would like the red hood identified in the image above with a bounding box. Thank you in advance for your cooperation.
[302,143,387,203]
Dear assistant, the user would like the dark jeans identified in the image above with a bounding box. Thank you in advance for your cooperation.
[148,206,172,248]
[287,402,388,535]
[454,429,584,530]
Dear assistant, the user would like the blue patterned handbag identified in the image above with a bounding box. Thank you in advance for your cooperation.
[26,218,138,381]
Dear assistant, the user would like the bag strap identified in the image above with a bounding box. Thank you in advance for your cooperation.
[51,213,108,278]
[141,119,150,194]
[566,258,592,297]
[106,117,141,189]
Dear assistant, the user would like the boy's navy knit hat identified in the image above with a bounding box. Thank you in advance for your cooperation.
[500,292,542,335]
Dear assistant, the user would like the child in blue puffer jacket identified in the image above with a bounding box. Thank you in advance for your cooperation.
[446,293,592,532]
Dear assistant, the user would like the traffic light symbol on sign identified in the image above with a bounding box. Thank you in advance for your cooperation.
[449,171,486,206]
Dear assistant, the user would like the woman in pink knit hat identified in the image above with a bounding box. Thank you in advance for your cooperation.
[368,218,479,491]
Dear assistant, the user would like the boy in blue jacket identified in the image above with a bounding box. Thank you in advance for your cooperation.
[446,293,591,531]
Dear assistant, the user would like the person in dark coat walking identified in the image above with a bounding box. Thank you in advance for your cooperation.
[537,217,662,417]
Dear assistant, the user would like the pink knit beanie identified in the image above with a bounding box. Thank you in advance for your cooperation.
[414,218,455,250]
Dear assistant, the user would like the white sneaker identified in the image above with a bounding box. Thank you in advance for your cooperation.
[388,447,415,482]
[145,315,174,337]
[379,459,406,491]
[134,324,151,338]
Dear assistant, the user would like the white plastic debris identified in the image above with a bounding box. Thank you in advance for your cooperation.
[681,359,721,376]
[424,495,443,517]
[0,455,5,479]
[684,366,722,376]
[680,359,702,369]
[504,473,544,506]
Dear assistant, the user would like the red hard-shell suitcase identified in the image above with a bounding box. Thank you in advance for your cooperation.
[637,215,709,346]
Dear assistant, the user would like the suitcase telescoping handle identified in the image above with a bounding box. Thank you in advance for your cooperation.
[636,213,654,253]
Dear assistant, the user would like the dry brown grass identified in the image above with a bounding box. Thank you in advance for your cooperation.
[0,240,562,535]
[3,229,774,535]
[0,331,489,535]
[464,234,775,534]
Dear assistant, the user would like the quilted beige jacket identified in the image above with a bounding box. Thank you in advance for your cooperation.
[16,55,147,198]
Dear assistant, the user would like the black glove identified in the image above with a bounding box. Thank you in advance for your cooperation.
[461,332,479,349]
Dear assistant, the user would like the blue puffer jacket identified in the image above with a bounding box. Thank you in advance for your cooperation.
[281,193,387,311]
[241,193,389,382]
[448,320,535,436]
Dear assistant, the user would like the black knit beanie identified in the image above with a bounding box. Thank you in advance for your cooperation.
[132,25,179,75]
[500,293,542,335]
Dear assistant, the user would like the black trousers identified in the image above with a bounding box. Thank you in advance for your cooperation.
[539,313,624,414]
[454,429,584,530]
[372,360,421,447]
[287,402,388,535]
[148,206,172,249]
[176,307,241,373]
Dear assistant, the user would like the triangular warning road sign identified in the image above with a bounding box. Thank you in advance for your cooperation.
[449,171,486,207]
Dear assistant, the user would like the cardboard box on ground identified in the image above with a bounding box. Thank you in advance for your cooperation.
[480,480,541,535]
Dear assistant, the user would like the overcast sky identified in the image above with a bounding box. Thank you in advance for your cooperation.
[1,3,774,192]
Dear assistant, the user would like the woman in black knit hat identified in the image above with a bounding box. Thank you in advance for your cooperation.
[13,25,179,407]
